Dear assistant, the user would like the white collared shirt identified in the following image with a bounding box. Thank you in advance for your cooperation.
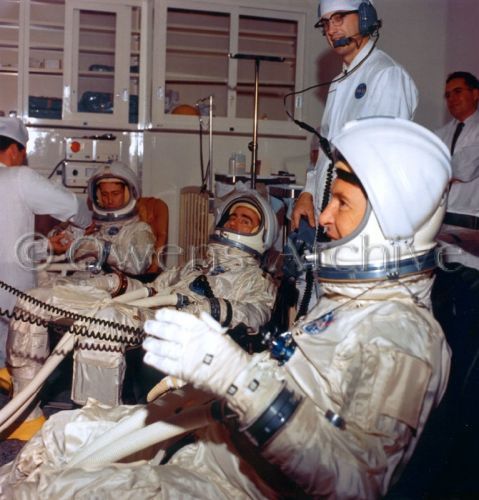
[436,110,479,216]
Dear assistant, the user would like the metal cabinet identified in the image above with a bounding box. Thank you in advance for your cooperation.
[151,0,307,135]
[0,0,151,128]
[0,0,307,133]
[0,0,21,117]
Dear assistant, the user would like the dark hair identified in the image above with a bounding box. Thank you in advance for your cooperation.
[446,71,479,90]
[332,149,368,197]
[0,136,25,153]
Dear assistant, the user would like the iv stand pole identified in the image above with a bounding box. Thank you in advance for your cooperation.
[230,53,285,189]
[208,94,213,194]
[196,94,215,197]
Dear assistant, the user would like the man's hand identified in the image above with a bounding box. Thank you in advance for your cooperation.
[143,309,250,397]
[291,192,315,229]
[48,231,73,254]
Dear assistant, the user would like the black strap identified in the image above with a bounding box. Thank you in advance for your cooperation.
[243,386,302,448]
[222,299,233,327]
[451,121,464,154]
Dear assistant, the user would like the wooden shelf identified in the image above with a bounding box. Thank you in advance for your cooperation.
[167,23,229,37]
[166,73,227,84]
[166,46,228,57]
[167,23,296,43]
[30,45,140,56]
[239,28,296,42]
[28,67,61,74]
[29,20,140,36]
[0,18,20,27]
[237,80,294,88]
[0,41,19,48]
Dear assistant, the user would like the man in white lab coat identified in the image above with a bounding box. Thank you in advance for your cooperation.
[0,117,91,366]
[292,0,418,230]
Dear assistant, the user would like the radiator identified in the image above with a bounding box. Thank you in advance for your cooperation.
[178,186,213,265]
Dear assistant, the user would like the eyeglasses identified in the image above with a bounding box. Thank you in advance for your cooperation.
[315,10,358,34]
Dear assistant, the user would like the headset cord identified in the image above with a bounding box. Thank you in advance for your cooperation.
[283,33,380,156]
[295,161,334,321]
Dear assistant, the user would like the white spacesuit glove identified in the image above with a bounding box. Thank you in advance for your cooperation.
[143,310,301,447]
[143,309,250,398]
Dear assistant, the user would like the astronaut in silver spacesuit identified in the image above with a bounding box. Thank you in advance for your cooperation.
[0,117,452,499]
[43,160,156,282]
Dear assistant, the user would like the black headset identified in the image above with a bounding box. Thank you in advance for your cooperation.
[358,1,381,36]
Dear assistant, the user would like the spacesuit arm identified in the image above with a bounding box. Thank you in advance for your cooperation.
[106,222,156,275]
[143,309,445,498]
[183,274,276,330]
[183,285,276,332]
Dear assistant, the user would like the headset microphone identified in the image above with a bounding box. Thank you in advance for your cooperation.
[332,37,353,48]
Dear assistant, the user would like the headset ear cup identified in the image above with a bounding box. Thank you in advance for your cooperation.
[358,1,379,36]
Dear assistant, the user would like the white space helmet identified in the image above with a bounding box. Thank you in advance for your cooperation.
[87,161,140,221]
[210,188,278,258]
[317,117,451,281]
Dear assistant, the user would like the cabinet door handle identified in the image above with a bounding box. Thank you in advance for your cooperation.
[156,86,164,100]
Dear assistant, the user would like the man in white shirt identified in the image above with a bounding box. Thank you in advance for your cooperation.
[436,71,479,228]
[0,117,91,365]
[292,0,418,229]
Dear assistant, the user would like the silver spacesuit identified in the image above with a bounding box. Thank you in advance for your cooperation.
[0,118,452,498]
[41,160,155,281]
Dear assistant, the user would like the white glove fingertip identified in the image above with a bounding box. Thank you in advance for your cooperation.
[143,351,163,371]
[156,307,202,328]
[200,311,227,334]
[144,319,163,336]
[142,337,157,352]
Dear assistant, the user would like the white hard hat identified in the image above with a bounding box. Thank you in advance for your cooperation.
[319,0,367,18]
[0,117,29,148]
[87,161,140,221]
[210,187,278,258]
[317,117,452,281]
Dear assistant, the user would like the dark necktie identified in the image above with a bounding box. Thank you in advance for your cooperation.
[450,121,464,154]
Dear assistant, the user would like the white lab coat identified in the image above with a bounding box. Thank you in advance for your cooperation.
[304,39,418,210]
[0,273,450,499]
[0,164,91,364]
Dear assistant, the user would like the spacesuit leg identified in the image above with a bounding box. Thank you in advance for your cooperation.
[5,288,56,438]
[71,303,154,406]
[7,288,55,399]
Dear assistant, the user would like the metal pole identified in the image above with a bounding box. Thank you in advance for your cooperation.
[251,59,259,189]
[229,53,284,190]
[208,95,214,194]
